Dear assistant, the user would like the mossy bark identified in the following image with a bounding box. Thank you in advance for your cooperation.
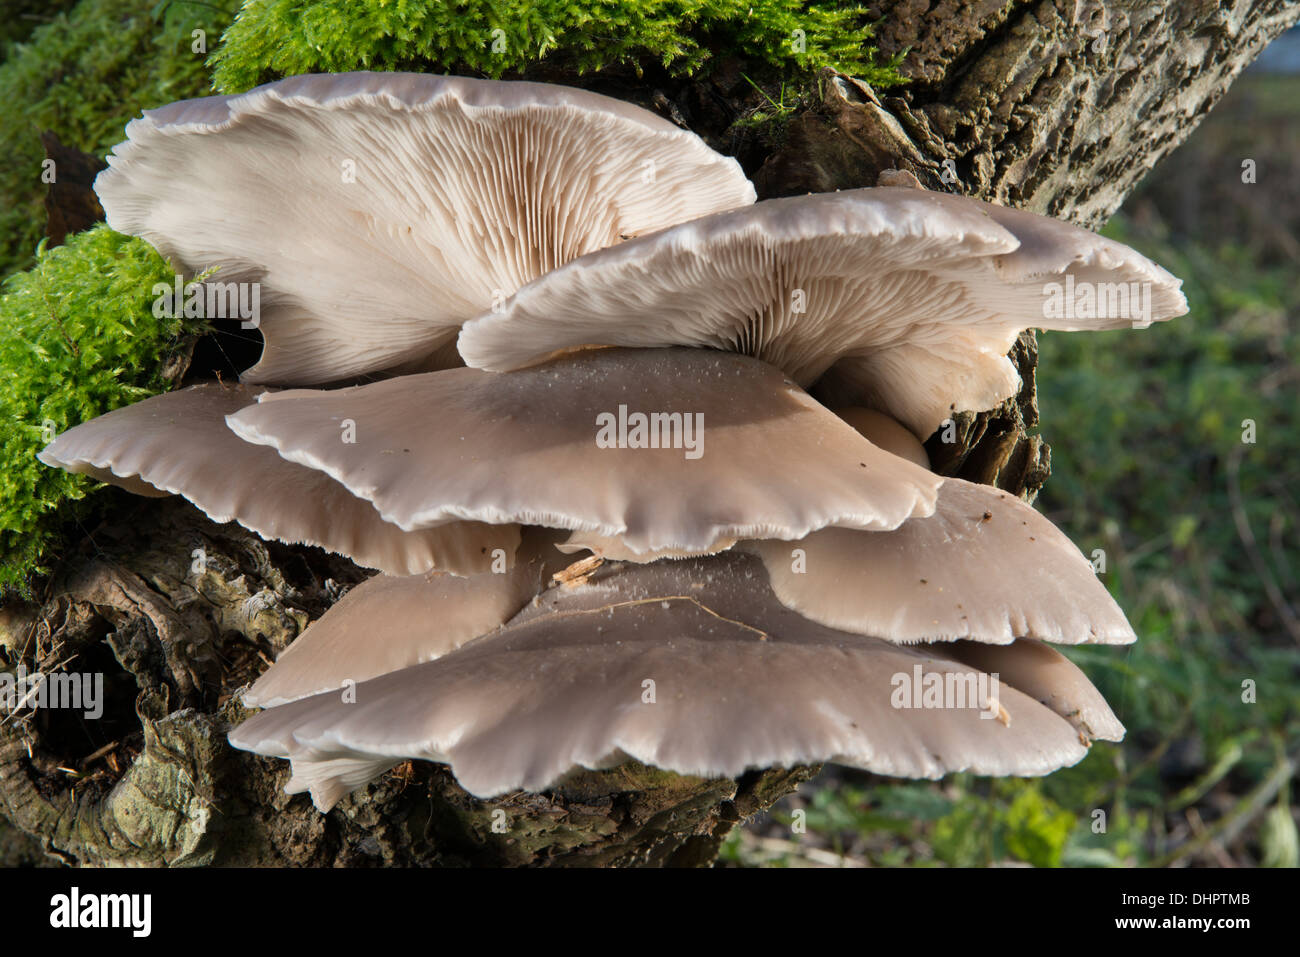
[1,0,1295,866]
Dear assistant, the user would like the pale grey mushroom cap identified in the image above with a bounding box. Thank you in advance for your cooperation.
[225,348,943,557]
[228,552,1121,808]
[243,529,570,708]
[742,404,1132,644]
[37,383,520,576]
[96,71,756,386]
[745,478,1134,646]
[943,639,1126,742]
[458,186,1188,436]
[831,406,931,469]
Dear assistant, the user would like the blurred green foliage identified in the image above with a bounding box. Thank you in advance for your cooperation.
[0,0,238,278]
[0,1,81,51]
[1029,205,1299,867]
[209,0,903,93]
[0,227,196,594]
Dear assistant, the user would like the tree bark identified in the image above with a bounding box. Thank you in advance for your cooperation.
[2,0,1296,866]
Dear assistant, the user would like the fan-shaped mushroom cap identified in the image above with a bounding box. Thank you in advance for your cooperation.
[942,639,1126,742]
[37,383,519,576]
[96,71,755,385]
[243,530,569,708]
[832,406,930,469]
[458,187,1188,436]
[229,552,1120,808]
[744,476,1134,645]
[224,348,943,557]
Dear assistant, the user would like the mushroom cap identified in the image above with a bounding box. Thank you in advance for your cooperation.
[942,639,1126,742]
[458,187,1188,436]
[832,406,931,469]
[96,71,756,385]
[224,348,943,556]
[37,382,519,576]
[744,476,1134,645]
[229,552,1121,807]
[243,530,569,708]
[558,404,928,561]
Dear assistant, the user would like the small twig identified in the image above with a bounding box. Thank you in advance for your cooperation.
[551,554,603,586]
[1169,740,1244,812]
[1153,751,1296,867]
[36,263,80,357]
[81,740,120,767]
[739,73,792,116]
[1184,807,1237,868]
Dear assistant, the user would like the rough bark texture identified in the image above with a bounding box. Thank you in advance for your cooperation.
[2,0,1295,866]
[0,498,818,866]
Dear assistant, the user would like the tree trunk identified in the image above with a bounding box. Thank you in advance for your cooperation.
[2,0,1295,866]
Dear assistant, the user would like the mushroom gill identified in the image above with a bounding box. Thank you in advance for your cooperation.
[458,185,1189,437]
[97,72,756,386]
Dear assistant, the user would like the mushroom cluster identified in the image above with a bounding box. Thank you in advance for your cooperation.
[39,72,1188,812]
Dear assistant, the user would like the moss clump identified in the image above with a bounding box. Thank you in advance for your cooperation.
[0,1,80,53]
[0,0,239,278]
[210,0,902,94]
[0,226,198,595]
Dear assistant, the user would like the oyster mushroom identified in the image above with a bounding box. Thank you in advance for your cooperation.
[243,529,570,708]
[38,382,518,575]
[229,552,1123,809]
[26,73,1188,829]
[744,485,1133,646]
[458,186,1189,436]
[743,406,1133,646]
[223,348,943,558]
[97,71,756,385]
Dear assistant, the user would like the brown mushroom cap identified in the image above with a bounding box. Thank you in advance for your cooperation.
[224,348,943,557]
[96,71,755,386]
[458,187,1188,436]
[37,383,519,576]
[229,551,1121,807]
[243,530,569,708]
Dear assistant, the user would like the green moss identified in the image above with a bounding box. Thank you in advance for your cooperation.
[0,0,239,278]
[0,226,198,595]
[0,1,81,54]
[210,0,903,94]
